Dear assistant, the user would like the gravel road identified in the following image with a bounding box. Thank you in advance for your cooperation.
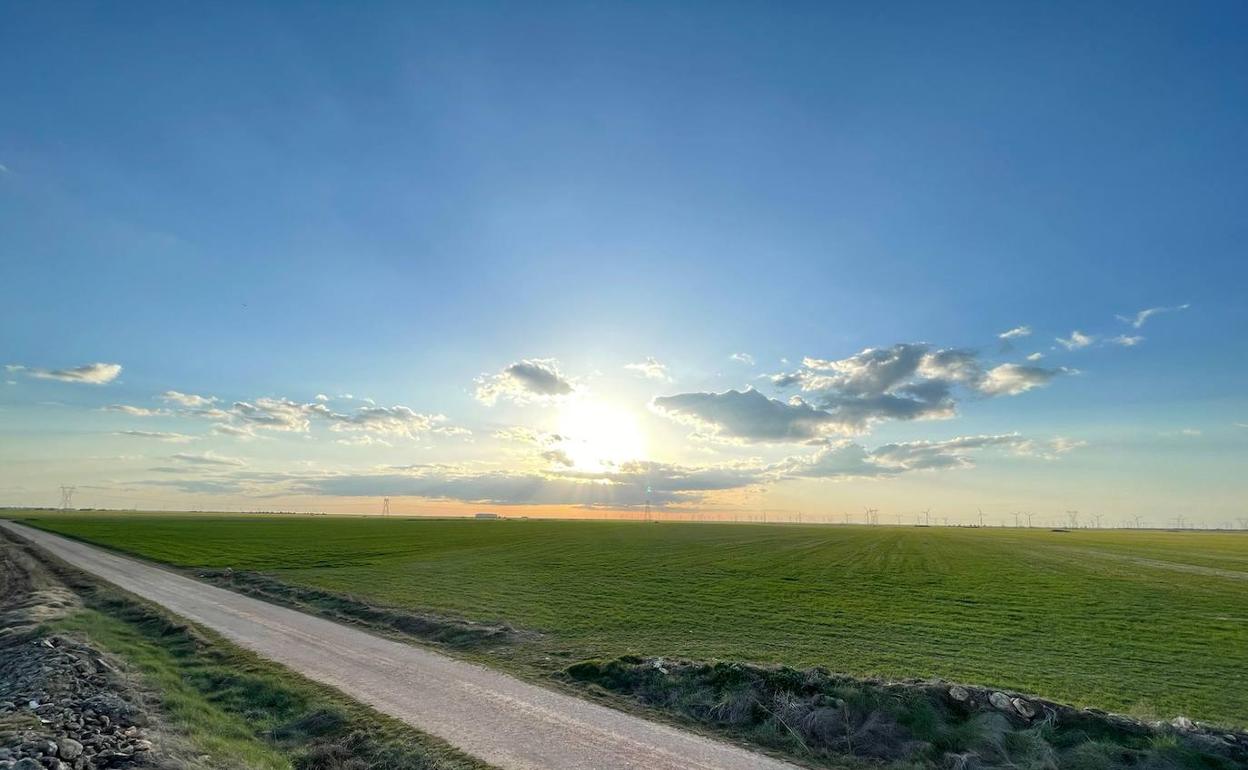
[0,521,800,770]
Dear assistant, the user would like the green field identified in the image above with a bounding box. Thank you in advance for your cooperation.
[11,513,1248,728]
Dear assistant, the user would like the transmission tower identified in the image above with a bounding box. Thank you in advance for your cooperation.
[382,497,391,516]
[59,485,76,511]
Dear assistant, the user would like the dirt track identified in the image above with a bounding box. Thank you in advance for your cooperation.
[0,521,799,770]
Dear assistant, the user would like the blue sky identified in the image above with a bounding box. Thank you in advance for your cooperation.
[2,2,1246,524]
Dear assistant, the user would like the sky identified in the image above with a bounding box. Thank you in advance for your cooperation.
[2,2,1246,526]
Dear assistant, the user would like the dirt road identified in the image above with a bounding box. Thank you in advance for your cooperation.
[0,521,799,770]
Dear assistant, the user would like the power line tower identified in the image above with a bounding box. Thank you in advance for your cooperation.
[59,485,76,511]
[1066,510,1080,528]
[382,497,391,516]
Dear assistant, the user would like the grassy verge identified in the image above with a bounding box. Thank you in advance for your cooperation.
[41,554,495,770]
[564,656,1247,770]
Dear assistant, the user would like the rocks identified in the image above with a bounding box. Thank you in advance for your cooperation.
[989,691,1012,711]
[948,685,970,702]
[0,615,163,768]
[55,740,81,761]
[1010,697,1036,718]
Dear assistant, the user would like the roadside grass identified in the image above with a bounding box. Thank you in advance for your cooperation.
[564,656,1244,769]
[13,513,1248,729]
[45,562,493,770]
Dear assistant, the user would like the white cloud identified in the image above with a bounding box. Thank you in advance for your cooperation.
[171,451,246,467]
[117,430,195,443]
[998,326,1032,340]
[334,434,393,447]
[315,393,330,402]
[231,397,312,432]
[211,423,257,439]
[311,403,459,439]
[624,357,672,382]
[102,405,170,417]
[1026,352,1044,361]
[977,363,1070,396]
[172,394,467,441]
[780,433,1081,479]
[161,390,218,408]
[729,352,755,365]
[1117,303,1190,329]
[475,359,575,405]
[7,362,122,384]
[1109,335,1144,347]
[1056,330,1095,350]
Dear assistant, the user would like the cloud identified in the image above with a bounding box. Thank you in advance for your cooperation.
[211,423,257,439]
[1160,428,1202,437]
[1026,352,1044,361]
[475,359,575,405]
[291,458,767,507]
[171,451,246,467]
[334,434,393,447]
[998,326,1032,340]
[1117,303,1190,329]
[1056,330,1095,350]
[758,344,1068,439]
[314,393,330,402]
[653,388,847,443]
[231,397,312,432]
[161,390,218,408]
[494,427,567,446]
[624,357,672,382]
[729,352,755,365]
[977,363,1070,396]
[164,391,464,441]
[310,403,460,439]
[116,430,194,443]
[102,405,170,417]
[780,433,1081,479]
[7,362,122,384]
[1109,335,1144,347]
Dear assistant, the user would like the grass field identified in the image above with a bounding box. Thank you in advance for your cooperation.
[11,512,1248,729]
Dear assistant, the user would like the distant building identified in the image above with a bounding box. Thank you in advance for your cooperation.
[474,512,501,520]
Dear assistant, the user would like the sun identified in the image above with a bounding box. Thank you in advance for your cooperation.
[556,399,646,471]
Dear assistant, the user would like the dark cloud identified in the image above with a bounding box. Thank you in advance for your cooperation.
[652,388,845,443]
[475,359,575,405]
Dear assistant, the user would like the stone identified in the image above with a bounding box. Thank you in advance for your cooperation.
[1171,716,1196,731]
[947,685,970,702]
[1011,697,1036,718]
[56,740,81,761]
[989,691,1012,710]
[13,760,43,770]
[131,740,153,752]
